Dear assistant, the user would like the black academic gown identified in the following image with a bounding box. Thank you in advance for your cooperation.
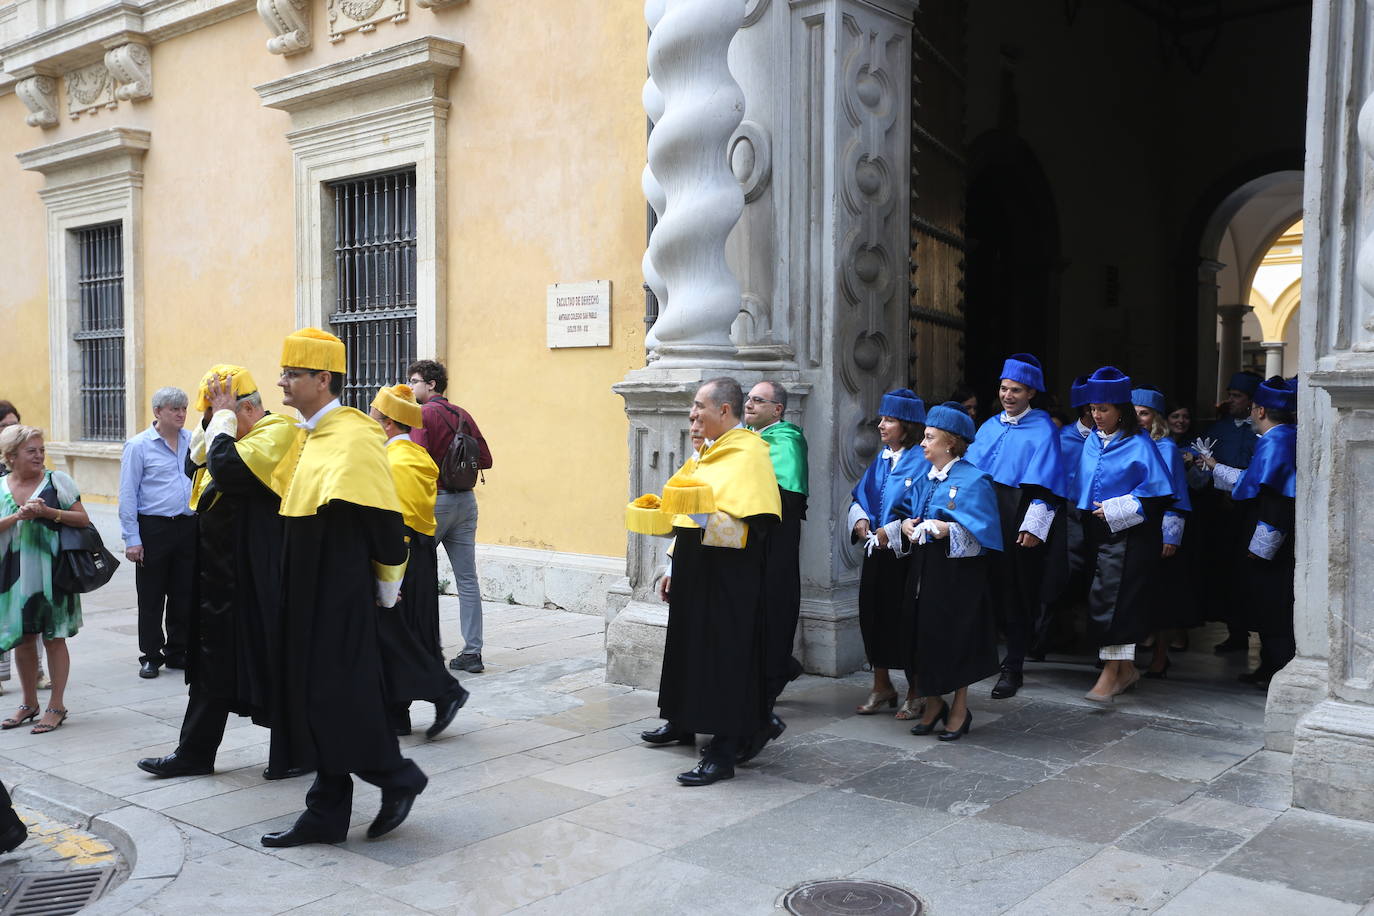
[377,528,460,726]
[277,503,410,774]
[1242,486,1296,672]
[1080,498,1171,647]
[903,544,1000,697]
[658,518,773,739]
[187,434,284,722]
[761,488,806,704]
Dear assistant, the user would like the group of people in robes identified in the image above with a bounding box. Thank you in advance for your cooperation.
[844,353,1299,739]
[135,328,469,846]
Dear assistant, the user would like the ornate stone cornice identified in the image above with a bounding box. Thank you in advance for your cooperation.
[255,35,464,113]
[17,126,151,176]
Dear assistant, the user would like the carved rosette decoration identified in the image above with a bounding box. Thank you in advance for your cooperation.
[643,0,748,365]
[16,76,59,129]
[259,0,312,55]
[641,0,670,354]
[66,62,117,119]
[328,0,407,42]
[105,44,153,102]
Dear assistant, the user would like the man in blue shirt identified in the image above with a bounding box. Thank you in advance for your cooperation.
[119,387,196,679]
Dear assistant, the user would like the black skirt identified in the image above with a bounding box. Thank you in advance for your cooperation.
[903,546,999,696]
[858,548,911,670]
[1080,503,1165,648]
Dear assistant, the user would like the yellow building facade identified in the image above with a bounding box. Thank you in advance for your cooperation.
[0,0,647,583]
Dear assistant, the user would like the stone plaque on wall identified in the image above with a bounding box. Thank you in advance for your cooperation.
[327,0,407,42]
[66,63,116,119]
[547,281,611,348]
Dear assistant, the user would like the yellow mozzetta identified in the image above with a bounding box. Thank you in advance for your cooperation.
[189,411,298,509]
[276,407,403,518]
[668,427,782,529]
[386,437,439,536]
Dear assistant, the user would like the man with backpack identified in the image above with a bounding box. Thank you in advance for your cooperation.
[407,360,493,673]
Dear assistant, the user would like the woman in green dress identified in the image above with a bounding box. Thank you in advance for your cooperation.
[0,425,88,734]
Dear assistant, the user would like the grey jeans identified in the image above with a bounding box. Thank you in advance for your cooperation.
[435,488,482,654]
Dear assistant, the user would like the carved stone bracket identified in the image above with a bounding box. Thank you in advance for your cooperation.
[259,0,311,55]
[105,43,153,102]
[16,76,59,128]
[415,0,467,10]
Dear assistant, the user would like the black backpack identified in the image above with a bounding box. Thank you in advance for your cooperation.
[435,402,486,491]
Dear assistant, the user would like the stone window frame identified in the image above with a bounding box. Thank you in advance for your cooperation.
[256,36,464,362]
[17,127,149,470]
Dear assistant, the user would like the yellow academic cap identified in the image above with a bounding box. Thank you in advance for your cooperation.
[660,474,716,516]
[625,494,673,536]
[281,327,346,373]
[193,364,257,412]
[371,384,424,429]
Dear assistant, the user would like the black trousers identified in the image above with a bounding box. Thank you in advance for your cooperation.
[135,514,196,665]
[175,689,230,767]
[295,762,428,838]
[991,485,1047,673]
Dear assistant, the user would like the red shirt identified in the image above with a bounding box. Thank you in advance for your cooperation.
[413,398,493,484]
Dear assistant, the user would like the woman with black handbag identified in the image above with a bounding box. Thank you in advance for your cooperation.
[0,425,89,734]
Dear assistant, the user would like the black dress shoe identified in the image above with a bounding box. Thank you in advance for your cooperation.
[640,723,695,746]
[262,766,311,781]
[367,788,422,839]
[137,753,213,779]
[139,662,160,679]
[426,683,470,740]
[938,711,972,741]
[736,714,786,764]
[990,669,1023,699]
[261,824,345,848]
[0,820,26,854]
[676,760,735,787]
[909,703,948,736]
[164,657,186,671]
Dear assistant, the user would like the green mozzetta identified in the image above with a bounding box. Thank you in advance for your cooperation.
[756,421,810,496]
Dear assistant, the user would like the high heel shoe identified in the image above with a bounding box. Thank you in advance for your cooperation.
[1143,658,1171,679]
[1,705,37,729]
[30,707,67,734]
[893,697,923,721]
[855,690,898,715]
[909,702,948,736]
[938,711,972,741]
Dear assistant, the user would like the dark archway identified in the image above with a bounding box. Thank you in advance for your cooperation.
[963,131,1063,411]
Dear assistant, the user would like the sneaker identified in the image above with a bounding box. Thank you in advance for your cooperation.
[449,653,484,674]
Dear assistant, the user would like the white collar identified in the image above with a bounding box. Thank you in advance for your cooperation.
[1096,427,1122,444]
[385,433,411,447]
[297,398,342,430]
[927,456,962,481]
[1234,416,1253,428]
[1075,419,1092,437]
[881,446,905,462]
[1000,406,1031,425]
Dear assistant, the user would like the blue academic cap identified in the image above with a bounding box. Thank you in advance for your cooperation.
[925,401,976,442]
[1083,367,1132,405]
[879,389,927,425]
[1130,387,1166,414]
[1069,375,1092,409]
[1227,371,1262,396]
[1254,376,1297,413]
[1000,353,1045,392]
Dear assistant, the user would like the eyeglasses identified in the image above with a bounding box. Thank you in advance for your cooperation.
[745,396,780,406]
[279,368,320,380]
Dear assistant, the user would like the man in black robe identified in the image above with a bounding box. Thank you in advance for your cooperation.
[261,328,426,848]
[641,378,781,787]
[137,368,302,781]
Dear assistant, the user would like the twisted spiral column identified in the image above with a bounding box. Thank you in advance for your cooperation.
[642,0,670,353]
[642,0,746,365]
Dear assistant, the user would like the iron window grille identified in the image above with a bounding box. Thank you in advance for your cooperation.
[328,168,418,409]
[73,222,126,441]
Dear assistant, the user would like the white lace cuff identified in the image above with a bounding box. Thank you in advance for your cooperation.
[1101,494,1145,533]
[1249,521,1285,560]
[206,409,238,449]
[947,522,982,558]
[1018,500,1056,541]
[882,520,908,556]
[1162,512,1186,546]
[1212,463,1243,493]
[846,501,869,536]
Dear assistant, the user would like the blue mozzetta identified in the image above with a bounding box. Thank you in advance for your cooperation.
[896,459,1005,552]
[965,408,1067,498]
[1072,429,1176,511]
[1232,424,1297,501]
[852,447,932,526]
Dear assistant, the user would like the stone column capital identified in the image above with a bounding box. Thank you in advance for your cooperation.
[1217,303,1255,320]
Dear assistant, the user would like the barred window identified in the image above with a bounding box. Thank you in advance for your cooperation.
[73,222,126,441]
[328,169,418,409]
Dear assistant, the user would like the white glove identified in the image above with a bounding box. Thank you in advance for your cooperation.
[911,519,942,546]
[1191,437,1217,460]
[863,531,882,556]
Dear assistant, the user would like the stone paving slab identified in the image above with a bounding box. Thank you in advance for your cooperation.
[0,503,1366,913]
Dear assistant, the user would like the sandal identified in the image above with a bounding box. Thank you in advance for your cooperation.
[893,697,923,720]
[1,705,37,729]
[30,708,67,734]
[855,689,898,715]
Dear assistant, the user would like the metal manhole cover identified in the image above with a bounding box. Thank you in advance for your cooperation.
[1,869,114,916]
[783,880,923,916]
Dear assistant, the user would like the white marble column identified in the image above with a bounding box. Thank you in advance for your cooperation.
[1261,341,1286,378]
[1278,0,1374,820]
[1216,303,1253,386]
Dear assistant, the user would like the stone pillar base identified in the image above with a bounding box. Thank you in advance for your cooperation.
[1264,656,1329,752]
[798,594,864,677]
[605,600,668,689]
[1293,699,1374,821]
